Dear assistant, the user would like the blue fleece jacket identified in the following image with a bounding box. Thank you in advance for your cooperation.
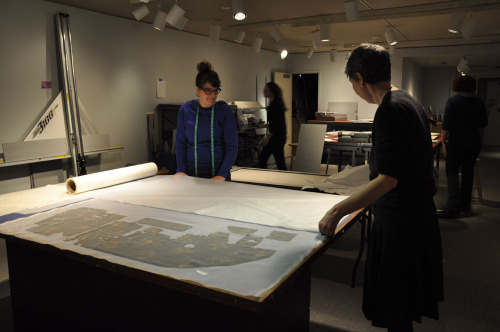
[176,100,238,178]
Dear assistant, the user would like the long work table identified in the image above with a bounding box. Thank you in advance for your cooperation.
[0,169,369,332]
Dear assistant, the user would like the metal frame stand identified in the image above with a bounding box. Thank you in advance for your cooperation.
[55,13,86,176]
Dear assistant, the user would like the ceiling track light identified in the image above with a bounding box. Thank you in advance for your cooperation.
[165,4,185,27]
[306,48,313,59]
[461,18,478,40]
[344,0,360,22]
[457,58,469,75]
[174,16,188,30]
[384,28,398,46]
[132,4,150,21]
[280,48,288,59]
[311,29,321,49]
[232,0,247,21]
[320,24,331,42]
[234,31,245,43]
[252,37,263,53]
[448,12,465,33]
[271,29,282,42]
[330,49,337,62]
[153,9,167,31]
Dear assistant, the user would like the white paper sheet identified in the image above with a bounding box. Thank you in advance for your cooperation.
[66,162,158,194]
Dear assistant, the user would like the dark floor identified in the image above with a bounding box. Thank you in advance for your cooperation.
[308,147,500,331]
[1,148,499,331]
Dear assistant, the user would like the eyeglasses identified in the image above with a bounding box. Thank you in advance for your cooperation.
[201,87,221,95]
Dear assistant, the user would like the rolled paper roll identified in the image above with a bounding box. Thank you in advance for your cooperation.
[66,162,158,195]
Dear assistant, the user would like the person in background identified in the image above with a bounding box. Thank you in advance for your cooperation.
[258,82,287,170]
[318,43,443,331]
[175,60,238,181]
[438,75,488,218]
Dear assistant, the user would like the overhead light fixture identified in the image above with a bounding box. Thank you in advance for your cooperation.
[153,10,167,31]
[330,49,337,62]
[320,24,331,42]
[174,16,188,30]
[384,28,398,46]
[210,24,221,43]
[232,0,247,21]
[311,29,321,49]
[457,58,469,75]
[132,4,150,21]
[165,4,185,27]
[271,29,282,42]
[306,48,313,59]
[448,12,465,33]
[234,31,245,43]
[461,19,478,40]
[280,48,288,59]
[344,0,360,22]
[252,37,263,53]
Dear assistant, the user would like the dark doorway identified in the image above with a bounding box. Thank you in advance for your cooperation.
[292,73,319,142]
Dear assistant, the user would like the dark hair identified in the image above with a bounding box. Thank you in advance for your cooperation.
[344,43,391,84]
[196,60,221,88]
[451,75,477,93]
[266,82,287,111]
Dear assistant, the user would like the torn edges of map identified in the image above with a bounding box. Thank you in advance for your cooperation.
[0,198,324,298]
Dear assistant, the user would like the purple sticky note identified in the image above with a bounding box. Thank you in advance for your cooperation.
[42,81,52,88]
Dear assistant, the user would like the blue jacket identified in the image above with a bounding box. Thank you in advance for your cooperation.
[176,100,238,178]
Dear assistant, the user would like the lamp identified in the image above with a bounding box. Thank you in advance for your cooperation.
[448,12,465,33]
[132,4,149,21]
[320,24,331,42]
[271,29,282,42]
[210,24,221,43]
[384,28,398,46]
[252,37,263,53]
[153,10,167,31]
[330,49,337,62]
[457,58,469,75]
[461,19,478,40]
[280,48,288,59]
[344,0,360,22]
[174,16,188,30]
[232,0,247,21]
[165,4,185,27]
[306,48,313,59]
[234,31,245,43]
[311,29,321,49]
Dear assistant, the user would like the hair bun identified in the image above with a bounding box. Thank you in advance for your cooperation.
[197,60,213,73]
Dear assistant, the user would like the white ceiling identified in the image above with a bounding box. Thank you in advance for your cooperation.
[46,0,500,68]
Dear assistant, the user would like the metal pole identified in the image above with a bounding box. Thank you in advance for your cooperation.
[55,13,86,176]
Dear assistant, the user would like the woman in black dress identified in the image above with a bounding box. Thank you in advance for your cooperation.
[318,43,443,331]
[438,75,488,218]
[258,82,287,170]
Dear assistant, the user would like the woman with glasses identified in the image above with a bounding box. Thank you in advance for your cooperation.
[175,60,238,181]
[318,44,443,331]
[258,82,287,170]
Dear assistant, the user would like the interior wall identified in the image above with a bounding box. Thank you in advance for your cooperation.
[0,0,284,194]
[421,67,456,115]
[285,50,397,120]
[286,43,500,122]
[402,57,424,103]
